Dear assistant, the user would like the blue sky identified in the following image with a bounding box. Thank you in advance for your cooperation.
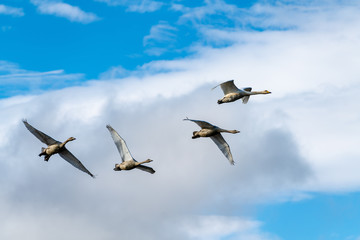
[0,0,256,84]
[257,193,360,240]
[1,0,360,240]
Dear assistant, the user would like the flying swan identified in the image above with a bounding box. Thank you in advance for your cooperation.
[213,80,271,104]
[183,117,239,165]
[106,125,155,174]
[23,120,94,178]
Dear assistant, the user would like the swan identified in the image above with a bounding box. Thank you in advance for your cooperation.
[183,117,239,165]
[23,120,94,178]
[106,125,155,174]
[213,80,271,104]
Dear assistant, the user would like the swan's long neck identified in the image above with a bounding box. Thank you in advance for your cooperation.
[218,129,240,134]
[249,90,270,95]
[137,159,153,165]
[60,137,75,148]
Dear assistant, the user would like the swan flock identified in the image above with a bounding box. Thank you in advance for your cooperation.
[22,79,271,176]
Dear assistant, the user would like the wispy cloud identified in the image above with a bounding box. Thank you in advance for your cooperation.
[143,21,177,55]
[31,0,100,24]
[0,60,84,98]
[0,4,24,17]
[1,26,12,32]
[172,0,238,25]
[144,21,177,46]
[96,0,163,13]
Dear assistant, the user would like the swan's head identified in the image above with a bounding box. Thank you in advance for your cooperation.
[113,164,121,171]
[264,90,271,94]
[68,137,76,141]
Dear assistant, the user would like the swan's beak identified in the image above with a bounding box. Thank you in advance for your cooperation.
[113,167,121,171]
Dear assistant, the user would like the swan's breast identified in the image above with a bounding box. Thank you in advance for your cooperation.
[225,92,242,100]
[121,160,136,170]
[198,129,217,137]
[45,144,61,155]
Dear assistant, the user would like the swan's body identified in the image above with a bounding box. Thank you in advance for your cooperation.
[213,80,271,104]
[23,120,94,178]
[184,118,239,165]
[38,136,75,161]
[106,125,155,174]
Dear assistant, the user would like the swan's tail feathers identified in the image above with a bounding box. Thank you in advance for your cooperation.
[39,148,46,156]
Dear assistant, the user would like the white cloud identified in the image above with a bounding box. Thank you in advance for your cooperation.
[96,0,163,13]
[0,81,307,239]
[0,4,24,17]
[182,215,278,240]
[31,0,99,23]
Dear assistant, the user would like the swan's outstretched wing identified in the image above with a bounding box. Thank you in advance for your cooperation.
[213,80,240,95]
[242,87,252,92]
[210,134,235,165]
[242,96,250,104]
[59,148,95,178]
[136,165,156,174]
[239,87,252,104]
[106,125,133,162]
[241,88,252,104]
[23,120,59,146]
[183,118,216,129]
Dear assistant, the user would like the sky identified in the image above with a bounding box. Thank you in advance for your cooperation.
[1,0,360,239]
